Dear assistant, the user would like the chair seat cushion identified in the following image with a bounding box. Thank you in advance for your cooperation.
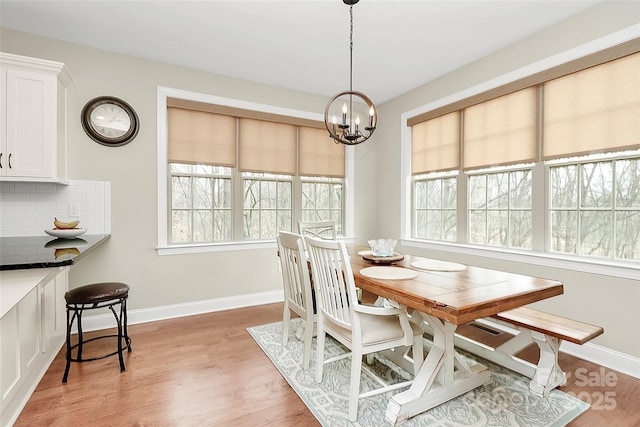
[65,282,130,305]
[325,313,422,346]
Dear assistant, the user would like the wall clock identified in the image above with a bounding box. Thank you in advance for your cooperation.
[81,96,139,147]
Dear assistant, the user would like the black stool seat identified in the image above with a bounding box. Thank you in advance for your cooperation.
[65,282,130,305]
[62,282,132,383]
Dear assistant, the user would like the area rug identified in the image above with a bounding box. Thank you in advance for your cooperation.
[247,319,589,427]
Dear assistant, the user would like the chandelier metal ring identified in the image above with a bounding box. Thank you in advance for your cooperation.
[324,90,377,145]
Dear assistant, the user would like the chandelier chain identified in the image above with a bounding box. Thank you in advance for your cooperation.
[349,5,353,92]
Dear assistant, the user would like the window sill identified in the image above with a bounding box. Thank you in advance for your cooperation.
[401,239,639,281]
[157,240,277,255]
[157,236,356,256]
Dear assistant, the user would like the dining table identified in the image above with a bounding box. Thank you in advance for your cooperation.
[346,245,564,426]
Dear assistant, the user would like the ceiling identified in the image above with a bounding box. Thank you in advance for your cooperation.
[0,0,603,103]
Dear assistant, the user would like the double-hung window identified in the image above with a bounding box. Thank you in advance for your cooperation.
[163,94,346,246]
[408,47,640,263]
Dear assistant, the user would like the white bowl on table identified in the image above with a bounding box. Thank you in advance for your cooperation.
[45,228,87,239]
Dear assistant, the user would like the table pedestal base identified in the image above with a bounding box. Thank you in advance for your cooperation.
[385,313,490,426]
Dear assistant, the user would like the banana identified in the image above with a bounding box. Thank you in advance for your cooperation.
[54,248,81,259]
[54,218,80,229]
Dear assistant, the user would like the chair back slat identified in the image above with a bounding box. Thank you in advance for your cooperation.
[277,231,312,313]
[305,236,357,329]
[298,220,337,240]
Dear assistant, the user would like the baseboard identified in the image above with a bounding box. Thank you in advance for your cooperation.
[79,289,284,332]
[560,340,640,380]
[77,290,639,380]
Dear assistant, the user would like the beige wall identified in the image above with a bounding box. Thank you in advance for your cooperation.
[372,1,640,358]
[0,27,329,310]
[1,0,638,360]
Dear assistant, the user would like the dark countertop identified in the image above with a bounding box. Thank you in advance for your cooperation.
[0,234,111,270]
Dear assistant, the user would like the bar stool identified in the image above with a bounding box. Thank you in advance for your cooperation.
[62,282,132,383]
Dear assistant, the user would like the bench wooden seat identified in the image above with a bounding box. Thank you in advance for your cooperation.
[484,306,604,395]
[438,307,604,397]
[493,306,603,345]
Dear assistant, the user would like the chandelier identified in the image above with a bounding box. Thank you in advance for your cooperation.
[324,0,377,145]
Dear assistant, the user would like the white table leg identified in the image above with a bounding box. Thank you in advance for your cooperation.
[385,313,490,426]
[529,331,567,395]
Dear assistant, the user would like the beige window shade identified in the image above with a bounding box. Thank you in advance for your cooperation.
[238,118,297,175]
[463,87,538,170]
[411,112,460,174]
[543,52,640,160]
[407,39,640,126]
[167,97,324,129]
[299,127,345,178]
[168,107,236,167]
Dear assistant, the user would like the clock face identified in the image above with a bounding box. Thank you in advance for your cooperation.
[81,96,139,147]
[89,104,132,138]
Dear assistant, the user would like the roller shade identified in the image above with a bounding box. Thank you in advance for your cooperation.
[299,127,345,178]
[238,118,297,175]
[168,107,236,167]
[543,52,640,160]
[463,87,538,170]
[411,112,460,174]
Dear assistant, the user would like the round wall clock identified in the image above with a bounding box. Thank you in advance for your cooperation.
[81,96,139,147]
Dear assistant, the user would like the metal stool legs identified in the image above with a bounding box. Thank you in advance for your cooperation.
[62,295,131,383]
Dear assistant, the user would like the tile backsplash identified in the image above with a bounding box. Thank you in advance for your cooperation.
[0,180,111,237]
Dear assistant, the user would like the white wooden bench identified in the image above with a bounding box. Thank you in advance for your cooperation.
[450,307,604,396]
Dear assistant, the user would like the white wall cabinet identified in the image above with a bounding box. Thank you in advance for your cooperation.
[0,266,68,427]
[0,53,72,183]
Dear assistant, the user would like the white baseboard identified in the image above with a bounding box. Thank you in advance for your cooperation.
[560,340,640,379]
[77,289,639,380]
[79,289,284,332]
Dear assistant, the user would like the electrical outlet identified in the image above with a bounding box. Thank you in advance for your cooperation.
[68,203,80,218]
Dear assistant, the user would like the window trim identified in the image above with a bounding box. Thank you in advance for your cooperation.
[157,86,355,254]
[400,25,640,280]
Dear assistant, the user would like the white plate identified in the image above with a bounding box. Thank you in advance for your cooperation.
[411,259,466,272]
[360,266,419,280]
[45,228,87,239]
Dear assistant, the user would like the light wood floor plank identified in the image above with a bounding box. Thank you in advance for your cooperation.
[14,303,639,426]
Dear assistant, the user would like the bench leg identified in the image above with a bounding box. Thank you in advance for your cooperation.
[529,331,567,396]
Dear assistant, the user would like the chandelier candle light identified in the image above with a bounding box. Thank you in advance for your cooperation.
[324,0,377,145]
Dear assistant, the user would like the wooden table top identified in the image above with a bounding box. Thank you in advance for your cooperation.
[347,246,563,325]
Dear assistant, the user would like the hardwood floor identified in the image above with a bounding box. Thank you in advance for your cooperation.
[14,303,640,426]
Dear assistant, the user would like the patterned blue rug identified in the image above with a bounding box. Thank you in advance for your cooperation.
[247,319,589,427]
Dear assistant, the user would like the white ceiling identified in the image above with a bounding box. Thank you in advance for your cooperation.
[0,0,603,103]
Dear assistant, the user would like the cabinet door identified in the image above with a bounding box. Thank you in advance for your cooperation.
[4,68,54,178]
[0,306,20,410]
[41,267,68,353]
[0,286,41,411]
[19,286,42,373]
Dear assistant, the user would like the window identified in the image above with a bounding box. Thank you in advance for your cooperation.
[170,164,232,243]
[406,47,640,263]
[159,90,349,247]
[550,155,640,260]
[468,167,532,249]
[301,177,344,235]
[242,172,292,240]
[413,174,457,241]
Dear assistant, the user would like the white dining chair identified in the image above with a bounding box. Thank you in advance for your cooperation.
[305,236,424,422]
[277,231,315,369]
[297,220,336,240]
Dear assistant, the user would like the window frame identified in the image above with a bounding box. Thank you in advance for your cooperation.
[157,86,355,254]
[400,29,639,280]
